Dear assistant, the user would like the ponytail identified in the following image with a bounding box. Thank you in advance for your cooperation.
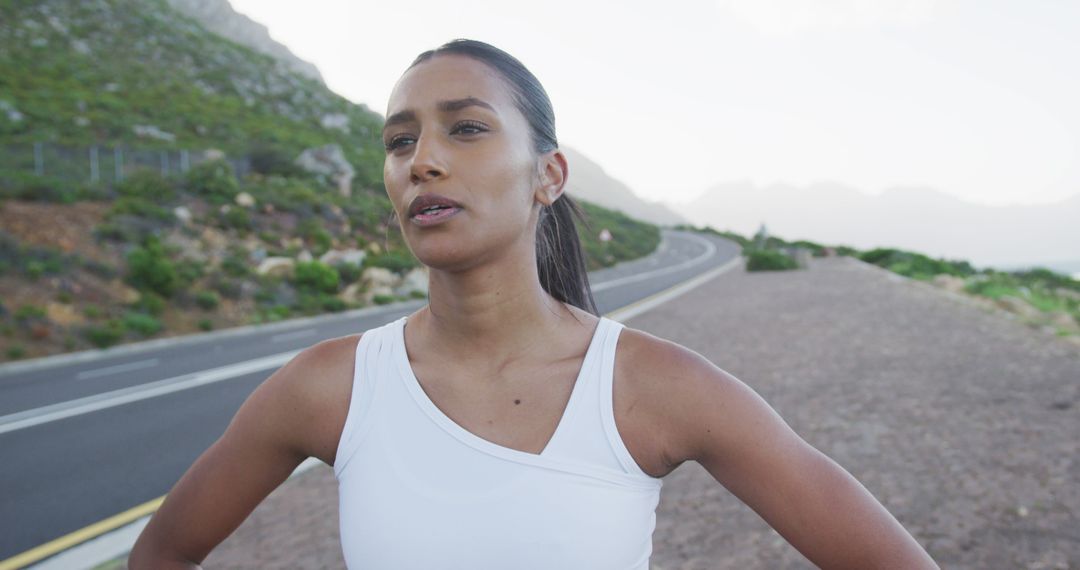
[536,195,598,315]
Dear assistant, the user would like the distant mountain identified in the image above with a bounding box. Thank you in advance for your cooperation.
[561,147,686,227]
[164,0,324,84]
[676,181,1080,270]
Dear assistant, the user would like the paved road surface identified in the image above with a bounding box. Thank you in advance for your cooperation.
[195,255,1079,569]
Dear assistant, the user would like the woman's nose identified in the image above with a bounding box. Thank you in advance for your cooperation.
[409,135,447,184]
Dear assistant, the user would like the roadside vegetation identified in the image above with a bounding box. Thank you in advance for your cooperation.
[678,224,1080,340]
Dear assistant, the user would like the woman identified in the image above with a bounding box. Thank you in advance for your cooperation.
[130,40,937,569]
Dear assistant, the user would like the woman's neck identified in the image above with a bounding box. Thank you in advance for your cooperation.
[415,245,583,363]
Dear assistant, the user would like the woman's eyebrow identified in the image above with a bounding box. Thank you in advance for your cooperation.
[437,97,495,114]
[383,97,496,135]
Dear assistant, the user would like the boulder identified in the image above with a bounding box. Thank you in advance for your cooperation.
[235,192,256,208]
[932,274,967,294]
[395,267,429,297]
[994,296,1042,319]
[296,249,313,263]
[320,248,366,267]
[340,283,364,304]
[173,206,192,224]
[362,267,398,291]
[295,144,355,198]
[257,257,294,278]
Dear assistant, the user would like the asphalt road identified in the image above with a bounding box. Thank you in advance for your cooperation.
[0,229,740,560]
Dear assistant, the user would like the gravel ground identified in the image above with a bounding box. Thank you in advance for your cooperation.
[194,256,1079,569]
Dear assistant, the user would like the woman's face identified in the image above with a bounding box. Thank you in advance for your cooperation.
[382,54,548,272]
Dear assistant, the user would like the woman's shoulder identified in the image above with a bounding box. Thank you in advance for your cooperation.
[269,332,364,464]
[613,325,742,475]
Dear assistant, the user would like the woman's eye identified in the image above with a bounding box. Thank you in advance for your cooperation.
[384,135,415,151]
[451,121,488,136]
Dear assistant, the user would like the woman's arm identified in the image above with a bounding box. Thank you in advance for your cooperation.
[128,335,356,569]
[621,331,937,569]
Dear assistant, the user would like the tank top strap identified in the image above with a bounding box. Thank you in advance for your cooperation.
[333,318,398,477]
[598,318,655,479]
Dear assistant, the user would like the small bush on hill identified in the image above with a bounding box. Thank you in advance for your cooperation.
[185,159,239,204]
[125,236,178,297]
[364,249,418,274]
[293,261,339,293]
[117,170,176,201]
[122,311,162,337]
[746,249,798,271]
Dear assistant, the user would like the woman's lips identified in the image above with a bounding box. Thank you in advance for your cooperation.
[410,206,462,227]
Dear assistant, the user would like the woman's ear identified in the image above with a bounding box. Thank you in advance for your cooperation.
[535,149,569,206]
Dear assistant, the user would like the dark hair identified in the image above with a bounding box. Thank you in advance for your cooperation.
[408,39,598,315]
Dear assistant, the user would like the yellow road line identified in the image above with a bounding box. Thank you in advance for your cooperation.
[0,496,164,570]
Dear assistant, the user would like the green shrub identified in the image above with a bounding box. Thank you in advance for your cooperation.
[297,219,333,256]
[174,259,205,286]
[248,144,305,177]
[6,344,26,360]
[116,170,175,201]
[122,311,162,337]
[221,207,252,233]
[84,320,125,348]
[746,249,798,271]
[293,261,339,293]
[15,304,46,320]
[185,159,239,204]
[220,251,250,278]
[321,295,346,312]
[108,196,174,222]
[373,294,396,305]
[57,291,73,303]
[335,262,363,284]
[63,335,77,350]
[126,236,178,297]
[195,290,220,310]
[26,260,45,279]
[83,304,103,319]
[130,292,166,316]
[363,249,418,274]
[198,318,214,331]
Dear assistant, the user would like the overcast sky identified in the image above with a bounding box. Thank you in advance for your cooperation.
[229,0,1078,208]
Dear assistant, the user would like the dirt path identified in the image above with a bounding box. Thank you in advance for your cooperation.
[197,256,1079,569]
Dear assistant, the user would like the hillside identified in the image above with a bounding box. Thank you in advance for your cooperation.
[0,0,661,362]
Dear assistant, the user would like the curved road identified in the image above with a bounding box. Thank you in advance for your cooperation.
[0,229,740,563]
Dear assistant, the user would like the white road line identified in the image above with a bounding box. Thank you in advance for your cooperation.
[607,256,743,323]
[270,329,316,343]
[592,233,717,292]
[0,351,301,436]
[75,359,159,381]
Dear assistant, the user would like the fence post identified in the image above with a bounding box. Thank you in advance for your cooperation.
[114,147,124,183]
[90,145,99,183]
[34,142,43,176]
[180,149,189,173]
[160,150,169,176]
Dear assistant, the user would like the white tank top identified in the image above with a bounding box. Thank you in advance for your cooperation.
[334,315,663,569]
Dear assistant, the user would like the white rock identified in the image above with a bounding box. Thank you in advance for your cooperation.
[932,274,967,294]
[132,124,176,142]
[320,113,350,133]
[362,267,399,291]
[297,249,313,262]
[295,144,355,198]
[319,248,366,267]
[173,206,192,224]
[235,192,256,208]
[395,267,429,297]
[257,257,294,277]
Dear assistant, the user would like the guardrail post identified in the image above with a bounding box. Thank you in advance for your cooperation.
[34,142,44,176]
[90,145,99,183]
